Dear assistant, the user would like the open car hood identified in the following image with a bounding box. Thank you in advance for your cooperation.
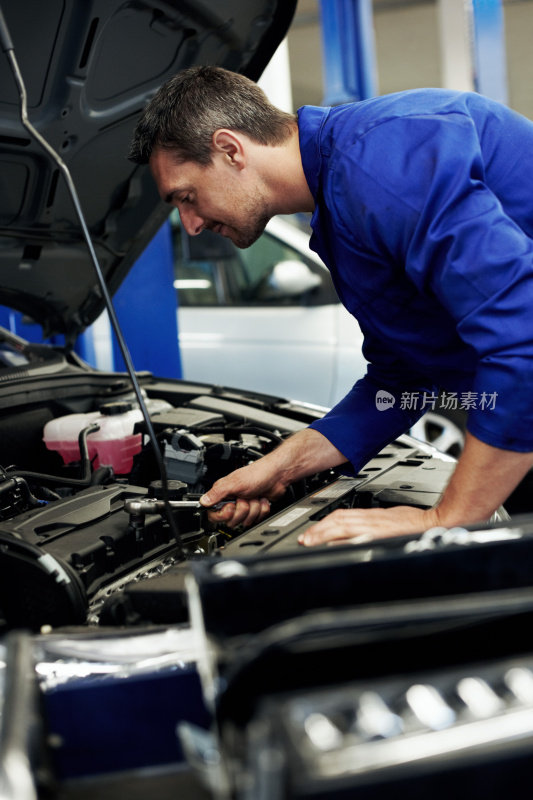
[0,0,296,341]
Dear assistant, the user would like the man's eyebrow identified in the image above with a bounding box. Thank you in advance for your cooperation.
[164,186,191,204]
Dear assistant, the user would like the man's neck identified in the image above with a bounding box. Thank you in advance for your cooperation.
[253,125,315,215]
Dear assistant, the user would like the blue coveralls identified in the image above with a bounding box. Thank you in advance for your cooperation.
[298,90,533,472]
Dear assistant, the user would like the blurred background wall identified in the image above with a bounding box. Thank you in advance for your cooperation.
[286,0,533,118]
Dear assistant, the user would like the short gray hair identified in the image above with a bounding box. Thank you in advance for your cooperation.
[129,65,296,165]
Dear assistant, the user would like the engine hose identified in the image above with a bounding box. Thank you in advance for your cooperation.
[6,423,102,487]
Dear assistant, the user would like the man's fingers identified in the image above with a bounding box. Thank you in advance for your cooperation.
[206,501,236,524]
[239,497,271,528]
[206,497,271,529]
[199,470,261,509]
[227,499,255,528]
[298,506,433,547]
[298,509,362,546]
[200,487,228,508]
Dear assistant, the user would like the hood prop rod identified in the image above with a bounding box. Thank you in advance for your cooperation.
[0,7,185,557]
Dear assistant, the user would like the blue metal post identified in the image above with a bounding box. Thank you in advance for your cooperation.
[471,0,508,104]
[111,220,182,379]
[74,326,97,365]
[0,305,64,346]
[319,0,378,105]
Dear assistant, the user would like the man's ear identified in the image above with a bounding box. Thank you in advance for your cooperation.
[212,129,245,168]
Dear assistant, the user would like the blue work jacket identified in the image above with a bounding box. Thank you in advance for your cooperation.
[299,90,533,471]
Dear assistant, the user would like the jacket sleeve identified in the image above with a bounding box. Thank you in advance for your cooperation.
[328,111,533,454]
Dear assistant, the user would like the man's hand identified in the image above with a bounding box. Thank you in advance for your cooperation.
[199,427,348,529]
[298,505,440,546]
[200,459,287,528]
[299,432,533,547]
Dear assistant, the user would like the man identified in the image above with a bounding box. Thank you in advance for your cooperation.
[129,65,533,546]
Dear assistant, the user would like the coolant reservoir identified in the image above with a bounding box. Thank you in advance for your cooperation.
[43,400,164,475]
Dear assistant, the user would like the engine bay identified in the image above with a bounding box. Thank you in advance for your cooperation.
[2,345,531,800]
[0,335,458,634]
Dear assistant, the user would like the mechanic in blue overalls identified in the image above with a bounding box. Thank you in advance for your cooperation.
[130,66,533,547]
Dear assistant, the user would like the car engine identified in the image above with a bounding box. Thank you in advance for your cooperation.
[0,333,460,634]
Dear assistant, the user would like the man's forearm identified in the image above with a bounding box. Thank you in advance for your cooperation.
[299,429,533,547]
[200,426,348,527]
[433,431,533,527]
[267,427,349,487]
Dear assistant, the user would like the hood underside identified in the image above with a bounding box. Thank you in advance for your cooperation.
[0,0,296,341]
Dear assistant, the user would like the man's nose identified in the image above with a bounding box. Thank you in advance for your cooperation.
[179,206,204,236]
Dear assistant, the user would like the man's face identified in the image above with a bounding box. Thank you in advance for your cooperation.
[149,147,270,248]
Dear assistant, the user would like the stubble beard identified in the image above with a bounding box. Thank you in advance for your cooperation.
[230,215,270,248]
[223,186,271,249]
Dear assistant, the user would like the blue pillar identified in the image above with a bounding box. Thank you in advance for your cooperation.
[0,307,19,336]
[74,326,97,365]
[0,306,64,345]
[111,220,182,379]
[319,0,378,105]
[472,0,508,104]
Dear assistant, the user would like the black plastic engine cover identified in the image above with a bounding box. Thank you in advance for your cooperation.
[0,484,185,630]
